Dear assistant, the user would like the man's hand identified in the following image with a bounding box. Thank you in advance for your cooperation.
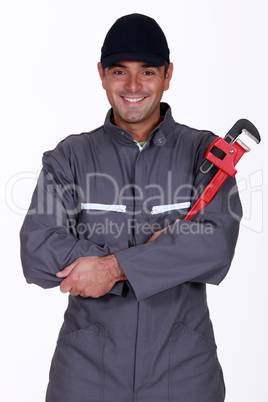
[56,255,127,298]
[147,219,180,242]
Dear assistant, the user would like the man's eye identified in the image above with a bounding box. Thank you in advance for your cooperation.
[143,71,154,76]
[114,70,125,75]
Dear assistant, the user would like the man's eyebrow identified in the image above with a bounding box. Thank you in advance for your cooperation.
[108,63,128,70]
[140,63,161,72]
[107,63,161,72]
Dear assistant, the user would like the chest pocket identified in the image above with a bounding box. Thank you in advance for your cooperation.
[148,201,191,229]
[151,202,191,216]
[77,203,131,251]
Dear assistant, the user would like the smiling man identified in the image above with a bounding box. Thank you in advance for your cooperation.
[20,13,242,402]
[97,61,173,141]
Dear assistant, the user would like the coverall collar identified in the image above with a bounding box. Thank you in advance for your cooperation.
[103,102,175,147]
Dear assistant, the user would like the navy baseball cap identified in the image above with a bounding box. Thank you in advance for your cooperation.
[100,14,170,69]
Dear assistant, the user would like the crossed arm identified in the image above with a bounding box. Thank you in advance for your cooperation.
[21,138,241,299]
[56,223,174,298]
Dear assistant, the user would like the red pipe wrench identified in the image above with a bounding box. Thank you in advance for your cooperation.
[185,119,261,221]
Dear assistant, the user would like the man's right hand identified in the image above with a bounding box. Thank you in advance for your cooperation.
[147,219,180,243]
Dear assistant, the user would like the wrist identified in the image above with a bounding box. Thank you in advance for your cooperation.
[102,254,127,282]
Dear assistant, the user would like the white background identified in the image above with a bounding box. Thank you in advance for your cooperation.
[0,0,267,401]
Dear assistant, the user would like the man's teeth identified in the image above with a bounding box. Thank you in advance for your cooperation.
[123,97,145,103]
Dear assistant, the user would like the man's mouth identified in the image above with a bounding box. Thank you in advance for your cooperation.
[122,97,146,103]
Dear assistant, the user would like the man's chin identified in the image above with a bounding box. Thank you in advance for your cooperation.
[117,112,146,125]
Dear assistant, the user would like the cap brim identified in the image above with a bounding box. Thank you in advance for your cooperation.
[101,52,167,69]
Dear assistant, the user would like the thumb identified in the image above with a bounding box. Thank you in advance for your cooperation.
[56,261,77,278]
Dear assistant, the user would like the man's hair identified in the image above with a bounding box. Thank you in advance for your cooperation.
[164,61,170,77]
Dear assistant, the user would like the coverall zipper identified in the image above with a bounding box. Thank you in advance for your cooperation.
[133,300,140,397]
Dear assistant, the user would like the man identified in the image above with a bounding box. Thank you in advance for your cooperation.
[20,13,242,401]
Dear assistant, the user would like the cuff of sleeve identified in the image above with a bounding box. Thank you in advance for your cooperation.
[114,243,154,300]
[107,280,126,296]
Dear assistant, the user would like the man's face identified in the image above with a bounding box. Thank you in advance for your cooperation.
[98,60,173,130]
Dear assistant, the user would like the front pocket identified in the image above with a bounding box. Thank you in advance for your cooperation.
[81,203,127,213]
[77,207,130,251]
[46,324,104,402]
[168,322,225,402]
[151,202,191,215]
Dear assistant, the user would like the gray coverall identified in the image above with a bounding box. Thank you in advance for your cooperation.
[20,103,242,401]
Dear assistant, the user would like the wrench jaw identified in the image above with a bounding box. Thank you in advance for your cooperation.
[200,119,261,174]
[224,119,261,145]
[242,128,261,145]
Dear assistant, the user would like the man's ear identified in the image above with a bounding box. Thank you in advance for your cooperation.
[97,62,106,90]
[164,62,174,92]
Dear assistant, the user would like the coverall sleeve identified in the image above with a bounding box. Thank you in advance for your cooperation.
[20,147,117,291]
[115,140,243,301]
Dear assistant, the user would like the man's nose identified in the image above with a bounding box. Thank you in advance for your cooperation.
[125,73,142,93]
